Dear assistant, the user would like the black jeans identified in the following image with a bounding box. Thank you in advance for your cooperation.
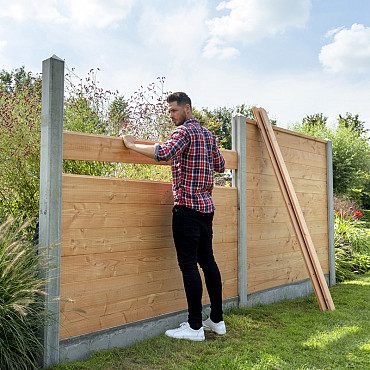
[172,205,223,330]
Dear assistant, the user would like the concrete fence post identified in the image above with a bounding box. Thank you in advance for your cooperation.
[232,114,248,307]
[39,55,64,367]
[326,140,335,286]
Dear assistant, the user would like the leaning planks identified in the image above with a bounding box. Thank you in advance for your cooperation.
[63,131,238,169]
[252,107,335,311]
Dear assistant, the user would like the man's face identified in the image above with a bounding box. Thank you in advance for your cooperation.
[168,101,189,126]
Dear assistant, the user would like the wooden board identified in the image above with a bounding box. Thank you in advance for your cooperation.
[252,107,334,311]
[245,118,328,145]
[63,131,238,169]
[60,174,238,338]
[246,139,327,169]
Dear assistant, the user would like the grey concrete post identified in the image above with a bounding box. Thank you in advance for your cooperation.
[39,55,64,367]
[326,140,335,286]
[232,114,248,307]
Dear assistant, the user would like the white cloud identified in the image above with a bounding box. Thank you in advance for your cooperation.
[0,0,135,28]
[65,0,135,29]
[204,0,311,59]
[202,37,239,59]
[319,24,370,73]
[0,0,67,23]
[138,1,209,67]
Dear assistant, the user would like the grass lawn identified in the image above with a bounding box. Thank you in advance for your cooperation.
[51,273,370,369]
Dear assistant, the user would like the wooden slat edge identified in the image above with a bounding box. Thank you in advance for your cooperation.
[245,118,328,144]
[63,131,237,169]
[253,107,334,311]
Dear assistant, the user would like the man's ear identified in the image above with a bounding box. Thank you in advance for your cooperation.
[184,103,192,117]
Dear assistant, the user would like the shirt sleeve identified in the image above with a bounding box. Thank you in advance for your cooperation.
[154,127,189,162]
[213,140,225,173]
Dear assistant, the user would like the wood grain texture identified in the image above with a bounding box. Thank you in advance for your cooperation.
[63,131,238,169]
[59,115,332,337]
[60,174,238,339]
[252,107,333,311]
[245,118,328,145]
[245,110,330,298]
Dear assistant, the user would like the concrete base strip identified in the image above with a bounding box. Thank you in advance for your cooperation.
[59,275,330,363]
[247,274,330,307]
[59,298,238,363]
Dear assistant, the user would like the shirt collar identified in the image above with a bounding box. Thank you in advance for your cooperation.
[184,118,199,125]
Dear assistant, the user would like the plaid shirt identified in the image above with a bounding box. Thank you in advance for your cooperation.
[154,118,225,213]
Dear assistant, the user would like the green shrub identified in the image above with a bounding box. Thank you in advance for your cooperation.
[0,72,42,224]
[0,217,48,369]
[290,118,370,204]
[334,213,370,282]
[0,69,173,221]
[360,209,370,228]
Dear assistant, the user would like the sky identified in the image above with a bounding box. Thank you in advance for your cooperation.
[1,0,370,135]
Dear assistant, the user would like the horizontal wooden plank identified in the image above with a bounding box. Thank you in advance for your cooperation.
[247,206,328,224]
[60,289,188,338]
[248,246,328,271]
[62,174,237,206]
[62,203,237,230]
[247,250,329,293]
[246,155,327,182]
[60,278,238,339]
[247,234,329,258]
[245,119,328,145]
[60,245,237,284]
[247,267,310,293]
[247,173,327,194]
[246,139,327,169]
[63,131,238,169]
[246,189,327,208]
[61,223,237,256]
[246,220,328,241]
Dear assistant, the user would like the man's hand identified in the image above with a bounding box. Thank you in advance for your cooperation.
[121,134,156,159]
[122,135,136,149]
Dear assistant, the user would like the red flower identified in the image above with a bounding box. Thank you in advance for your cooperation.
[353,211,363,219]
[338,212,344,217]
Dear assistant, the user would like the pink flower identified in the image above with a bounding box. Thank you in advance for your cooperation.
[353,211,363,219]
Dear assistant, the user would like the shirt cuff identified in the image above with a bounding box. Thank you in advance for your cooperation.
[154,143,161,162]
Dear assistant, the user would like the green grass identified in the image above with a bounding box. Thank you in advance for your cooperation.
[51,273,370,370]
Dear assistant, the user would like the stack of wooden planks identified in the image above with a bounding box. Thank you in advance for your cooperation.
[252,107,335,311]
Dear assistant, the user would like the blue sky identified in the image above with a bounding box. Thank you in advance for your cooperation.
[1,0,370,135]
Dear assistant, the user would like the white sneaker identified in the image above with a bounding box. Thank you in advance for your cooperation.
[165,322,205,341]
[202,318,226,334]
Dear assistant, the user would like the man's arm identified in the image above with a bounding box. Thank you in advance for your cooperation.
[213,142,225,173]
[122,135,156,159]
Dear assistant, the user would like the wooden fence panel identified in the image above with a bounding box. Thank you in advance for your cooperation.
[59,121,330,338]
[60,174,237,339]
[246,122,329,293]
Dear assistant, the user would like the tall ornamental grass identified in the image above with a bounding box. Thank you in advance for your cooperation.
[0,217,47,370]
[334,212,370,282]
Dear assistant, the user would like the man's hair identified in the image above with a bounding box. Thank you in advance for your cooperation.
[166,92,192,109]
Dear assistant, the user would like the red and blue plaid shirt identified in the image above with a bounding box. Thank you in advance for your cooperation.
[154,118,225,213]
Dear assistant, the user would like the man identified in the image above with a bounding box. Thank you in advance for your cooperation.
[122,92,226,341]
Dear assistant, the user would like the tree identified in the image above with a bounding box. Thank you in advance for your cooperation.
[193,104,257,150]
[290,116,370,208]
[0,67,39,96]
[302,113,328,129]
[338,112,368,137]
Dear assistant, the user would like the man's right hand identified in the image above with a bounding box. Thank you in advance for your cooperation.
[122,135,136,149]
